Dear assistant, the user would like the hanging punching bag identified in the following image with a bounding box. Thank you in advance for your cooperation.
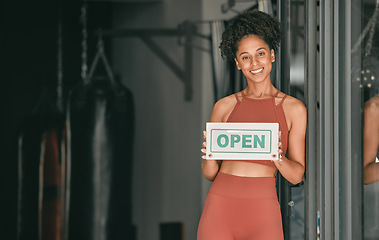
[17,90,65,240]
[17,102,45,240]
[66,75,134,240]
[17,11,66,239]
[41,127,65,240]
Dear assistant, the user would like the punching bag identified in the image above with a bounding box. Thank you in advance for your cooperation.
[17,89,65,240]
[66,76,134,240]
[41,127,65,240]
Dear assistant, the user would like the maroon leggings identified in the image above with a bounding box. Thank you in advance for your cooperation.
[197,172,284,240]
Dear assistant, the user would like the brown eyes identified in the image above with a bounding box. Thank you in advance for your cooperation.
[241,52,265,60]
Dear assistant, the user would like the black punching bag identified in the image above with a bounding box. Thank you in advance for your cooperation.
[66,76,134,240]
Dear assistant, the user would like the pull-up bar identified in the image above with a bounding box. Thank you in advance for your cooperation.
[96,21,197,101]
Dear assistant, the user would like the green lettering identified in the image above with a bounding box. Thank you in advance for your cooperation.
[217,134,229,148]
[242,135,252,148]
[231,135,241,147]
[254,135,265,148]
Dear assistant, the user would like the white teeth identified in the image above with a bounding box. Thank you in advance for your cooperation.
[250,68,263,74]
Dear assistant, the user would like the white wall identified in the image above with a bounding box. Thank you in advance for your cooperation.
[112,1,202,240]
[111,1,255,240]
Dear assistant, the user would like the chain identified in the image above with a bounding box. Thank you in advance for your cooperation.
[365,0,379,56]
[57,9,63,112]
[353,0,379,55]
[80,2,88,82]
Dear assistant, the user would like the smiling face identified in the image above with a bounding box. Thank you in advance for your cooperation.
[234,35,275,84]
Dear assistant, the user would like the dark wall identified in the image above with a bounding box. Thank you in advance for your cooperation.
[0,2,111,239]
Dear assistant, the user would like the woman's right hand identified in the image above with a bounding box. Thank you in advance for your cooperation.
[201,130,221,181]
[201,131,207,159]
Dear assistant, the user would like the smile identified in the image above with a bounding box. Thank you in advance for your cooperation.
[250,68,263,74]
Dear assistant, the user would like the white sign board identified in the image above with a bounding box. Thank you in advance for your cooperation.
[206,122,279,160]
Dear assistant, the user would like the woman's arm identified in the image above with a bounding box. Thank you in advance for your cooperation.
[274,98,307,185]
[363,95,379,185]
[201,97,234,181]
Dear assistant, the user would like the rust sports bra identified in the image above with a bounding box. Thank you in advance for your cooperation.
[226,90,289,168]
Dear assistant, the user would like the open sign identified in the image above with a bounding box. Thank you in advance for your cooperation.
[206,122,279,160]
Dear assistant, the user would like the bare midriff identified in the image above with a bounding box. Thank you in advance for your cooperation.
[220,161,277,178]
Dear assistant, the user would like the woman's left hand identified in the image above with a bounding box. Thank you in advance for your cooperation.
[275,131,284,166]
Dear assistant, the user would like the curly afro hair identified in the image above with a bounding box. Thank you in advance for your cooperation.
[220,10,283,60]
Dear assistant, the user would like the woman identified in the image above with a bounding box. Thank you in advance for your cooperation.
[197,10,307,240]
[363,94,379,185]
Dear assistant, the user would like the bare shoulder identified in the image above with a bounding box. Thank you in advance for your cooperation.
[283,95,307,116]
[214,94,236,107]
[364,95,379,129]
[281,95,306,131]
[211,94,238,122]
[365,94,379,115]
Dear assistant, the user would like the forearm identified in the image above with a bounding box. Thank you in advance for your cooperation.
[363,96,379,185]
[364,162,379,185]
[275,156,305,185]
[201,160,221,181]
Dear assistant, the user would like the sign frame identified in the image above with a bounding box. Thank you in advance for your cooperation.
[206,122,279,161]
